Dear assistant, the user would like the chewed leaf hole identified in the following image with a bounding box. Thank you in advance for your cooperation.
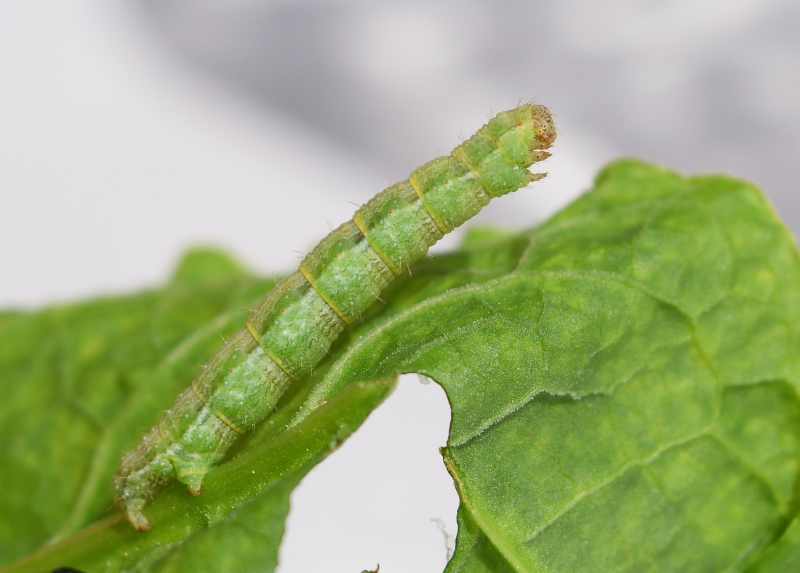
[279,374,457,572]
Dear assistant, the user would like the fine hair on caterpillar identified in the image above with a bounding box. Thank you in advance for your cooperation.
[114,103,557,531]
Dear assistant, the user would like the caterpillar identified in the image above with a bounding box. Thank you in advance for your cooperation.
[114,103,556,531]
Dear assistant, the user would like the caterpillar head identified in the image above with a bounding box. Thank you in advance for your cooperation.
[526,103,557,153]
[512,103,556,186]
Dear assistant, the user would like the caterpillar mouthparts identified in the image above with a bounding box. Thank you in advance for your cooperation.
[115,102,556,531]
[529,104,557,148]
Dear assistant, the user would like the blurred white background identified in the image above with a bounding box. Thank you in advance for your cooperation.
[1,1,799,571]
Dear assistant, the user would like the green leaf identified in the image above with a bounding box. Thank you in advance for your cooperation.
[0,249,393,572]
[2,160,800,572]
[3,377,394,573]
[301,160,800,571]
[748,516,800,571]
[169,247,250,287]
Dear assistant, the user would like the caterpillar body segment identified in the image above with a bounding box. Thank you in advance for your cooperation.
[114,103,556,531]
[300,221,395,322]
[352,180,444,275]
[248,271,345,376]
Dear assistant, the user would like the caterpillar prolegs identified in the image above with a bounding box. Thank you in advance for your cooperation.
[114,103,556,531]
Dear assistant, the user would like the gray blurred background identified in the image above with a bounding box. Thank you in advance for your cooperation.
[138,0,800,226]
[1,2,799,571]
[3,0,799,308]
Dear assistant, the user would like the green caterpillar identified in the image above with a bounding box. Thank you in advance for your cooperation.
[114,103,556,531]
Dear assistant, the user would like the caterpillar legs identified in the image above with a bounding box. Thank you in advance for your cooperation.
[123,501,153,533]
[177,470,205,496]
[115,468,209,531]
